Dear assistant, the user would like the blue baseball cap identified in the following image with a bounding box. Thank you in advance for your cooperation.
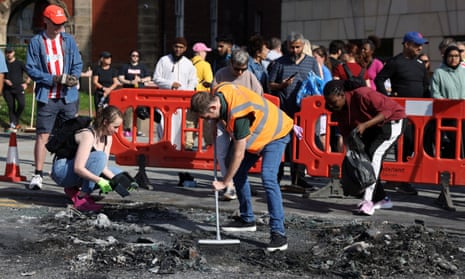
[402,32,429,45]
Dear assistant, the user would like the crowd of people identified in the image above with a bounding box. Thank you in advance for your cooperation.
[3,3,465,252]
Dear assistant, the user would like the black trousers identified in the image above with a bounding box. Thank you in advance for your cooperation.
[362,119,407,202]
[3,89,25,126]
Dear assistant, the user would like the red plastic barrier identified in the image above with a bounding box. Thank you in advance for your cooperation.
[294,96,465,186]
[110,88,279,172]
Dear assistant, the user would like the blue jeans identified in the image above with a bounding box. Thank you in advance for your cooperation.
[233,134,290,236]
[51,151,121,194]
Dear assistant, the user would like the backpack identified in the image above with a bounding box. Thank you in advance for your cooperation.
[342,63,366,90]
[341,129,376,196]
[46,116,93,159]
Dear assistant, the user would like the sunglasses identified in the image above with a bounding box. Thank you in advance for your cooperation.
[233,66,248,72]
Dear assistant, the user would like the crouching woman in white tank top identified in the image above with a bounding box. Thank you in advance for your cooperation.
[51,105,123,212]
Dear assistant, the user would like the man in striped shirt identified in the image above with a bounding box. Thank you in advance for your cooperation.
[25,4,83,190]
[268,32,320,189]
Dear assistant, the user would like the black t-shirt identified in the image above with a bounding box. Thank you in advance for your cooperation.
[5,59,26,92]
[119,63,150,87]
[374,53,430,98]
[93,66,118,88]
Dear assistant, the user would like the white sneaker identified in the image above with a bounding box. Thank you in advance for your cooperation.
[374,197,393,210]
[223,186,237,200]
[28,175,43,190]
[357,200,375,216]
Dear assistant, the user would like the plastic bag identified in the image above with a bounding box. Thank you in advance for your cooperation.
[341,129,376,196]
[296,71,324,106]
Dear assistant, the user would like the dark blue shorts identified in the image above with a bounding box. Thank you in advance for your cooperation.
[36,99,77,134]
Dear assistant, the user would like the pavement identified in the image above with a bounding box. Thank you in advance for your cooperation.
[1,131,465,233]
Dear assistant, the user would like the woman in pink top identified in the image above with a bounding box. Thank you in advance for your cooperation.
[361,36,384,90]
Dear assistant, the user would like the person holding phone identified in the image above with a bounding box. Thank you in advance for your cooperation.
[268,32,320,189]
[286,72,298,80]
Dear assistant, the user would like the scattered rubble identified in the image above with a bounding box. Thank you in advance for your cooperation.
[1,204,464,278]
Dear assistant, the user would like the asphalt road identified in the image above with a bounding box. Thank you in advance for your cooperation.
[0,131,465,233]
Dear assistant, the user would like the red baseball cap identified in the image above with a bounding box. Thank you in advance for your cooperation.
[43,5,67,25]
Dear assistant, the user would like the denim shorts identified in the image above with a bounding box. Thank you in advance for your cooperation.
[36,99,77,134]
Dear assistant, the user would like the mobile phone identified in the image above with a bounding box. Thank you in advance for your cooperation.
[287,72,298,80]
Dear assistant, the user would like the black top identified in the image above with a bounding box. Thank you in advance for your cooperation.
[118,63,150,88]
[374,53,430,98]
[5,59,27,93]
[93,66,118,88]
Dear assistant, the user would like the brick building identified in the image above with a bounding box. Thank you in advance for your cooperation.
[3,0,464,70]
[2,0,281,71]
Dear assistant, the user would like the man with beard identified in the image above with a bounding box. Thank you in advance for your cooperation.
[374,31,430,196]
[152,37,197,149]
[211,34,234,74]
[268,32,320,189]
[153,37,197,90]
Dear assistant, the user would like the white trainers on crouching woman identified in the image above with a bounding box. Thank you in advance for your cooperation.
[28,175,43,190]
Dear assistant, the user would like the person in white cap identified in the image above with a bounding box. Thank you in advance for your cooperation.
[25,4,82,191]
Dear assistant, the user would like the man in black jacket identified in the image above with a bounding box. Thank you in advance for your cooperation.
[374,31,430,195]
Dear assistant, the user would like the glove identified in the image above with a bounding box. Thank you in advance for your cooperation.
[129,181,139,191]
[293,124,303,140]
[54,74,79,87]
[64,74,79,87]
[97,178,112,194]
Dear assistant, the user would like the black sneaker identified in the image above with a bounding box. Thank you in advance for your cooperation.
[396,183,418,196]
[267,232,288,252]
[222,216,256,232]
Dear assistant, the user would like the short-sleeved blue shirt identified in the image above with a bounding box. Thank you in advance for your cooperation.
[0,51,8,73]
[268,54,320,117]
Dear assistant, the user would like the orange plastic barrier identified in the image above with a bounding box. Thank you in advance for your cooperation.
[294,96,465,209]
[294,96,465,184]
[110,88,280,172]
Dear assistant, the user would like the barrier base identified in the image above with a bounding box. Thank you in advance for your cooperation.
[280,184,306,194]
[435,171,456,211]
[303,165,344,199]
[135,154,153,190]
[0,175,27,182]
